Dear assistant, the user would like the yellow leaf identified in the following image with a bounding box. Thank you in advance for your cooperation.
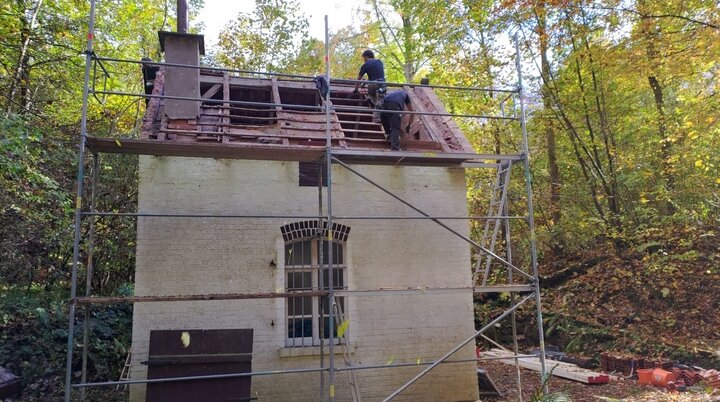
[640,197,649,204]
[417,357,421,365]
[386,356,395,365]
[114,139,122,147]
[695,160,703,168]
[180,331,191,348]
[337,320,349,337]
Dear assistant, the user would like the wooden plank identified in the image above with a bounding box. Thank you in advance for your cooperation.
[201,83,222,100]
[201,74,315,90]
[221,72,230,144]
[406,85,449,151]
[482,349,612,384]
[270,77,282,113]
[414,87,475,153]
[85,136,489,166]
[86,136,326,161]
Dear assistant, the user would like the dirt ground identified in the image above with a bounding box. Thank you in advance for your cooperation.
[480,361,720,401]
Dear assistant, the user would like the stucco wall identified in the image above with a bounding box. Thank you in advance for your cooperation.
[130,156,479,401]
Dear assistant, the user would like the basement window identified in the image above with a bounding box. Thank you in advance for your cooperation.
[228,85,276,126]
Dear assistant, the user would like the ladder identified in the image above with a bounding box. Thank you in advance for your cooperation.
[474,161,513,286]
[116,349,132,391]
[332,300,362,402]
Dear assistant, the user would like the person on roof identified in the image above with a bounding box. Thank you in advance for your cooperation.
[380,89,414,151]
[352,49,386,101]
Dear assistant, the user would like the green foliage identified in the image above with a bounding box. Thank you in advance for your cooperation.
[213,0,310,72]
[0,114,72,285]
[0,285,132,397]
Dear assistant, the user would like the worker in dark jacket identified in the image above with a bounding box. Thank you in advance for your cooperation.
[380,90,414,151]
[352,49,386,101]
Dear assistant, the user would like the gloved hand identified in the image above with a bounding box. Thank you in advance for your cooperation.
[405,124,412,134]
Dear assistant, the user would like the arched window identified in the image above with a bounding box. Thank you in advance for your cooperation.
[281,221,350,347]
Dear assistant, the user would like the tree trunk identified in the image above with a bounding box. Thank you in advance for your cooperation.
[638,0,675,214]
[6,0,43,113]
[536,2,564,258]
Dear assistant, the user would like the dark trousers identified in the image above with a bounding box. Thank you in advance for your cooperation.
[380,101,402,150]
[367,79,386,100]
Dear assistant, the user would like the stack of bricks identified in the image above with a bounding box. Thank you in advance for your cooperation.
[701,369,720,388]
[670,367,704,386]
[600,352,672,376]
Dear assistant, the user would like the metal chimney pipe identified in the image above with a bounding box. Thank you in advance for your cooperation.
[177,0,188,33]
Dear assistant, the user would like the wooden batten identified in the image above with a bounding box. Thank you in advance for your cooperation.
[128,69,480,161]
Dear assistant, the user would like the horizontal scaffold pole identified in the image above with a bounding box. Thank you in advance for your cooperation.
[91,90,518,121]
[80,211,528,221]
[74,285,534,305]
[93,56,519,94]
[71,353,534,389]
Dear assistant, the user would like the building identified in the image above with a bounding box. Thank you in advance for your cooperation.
[112,32,482,401]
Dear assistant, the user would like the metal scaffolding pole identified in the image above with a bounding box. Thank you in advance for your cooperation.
[318,158,326,401]
[70,353,535,389]
[324,15,336,402]
[382,293,534,401]
[515,34,548,386]
[91,89,518,120]
[64,1,96,400]
[81,211,528,220]
[331,156,534,282]
[64,5,547,399]
[92,55,519,94]
[506,186,523,402]
[80,153,99,400]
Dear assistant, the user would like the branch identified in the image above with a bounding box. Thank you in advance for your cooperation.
[570,4,720,30]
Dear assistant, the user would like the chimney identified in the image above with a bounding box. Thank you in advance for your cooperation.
[158,0,204,120]
[177,0,188,33]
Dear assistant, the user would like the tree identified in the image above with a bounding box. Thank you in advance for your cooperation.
[213,0,309,73]
[368,0,463,82]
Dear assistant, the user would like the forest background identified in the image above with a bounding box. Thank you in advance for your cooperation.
[0,0,718,398]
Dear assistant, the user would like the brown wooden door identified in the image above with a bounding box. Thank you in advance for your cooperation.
[145,329,253,402]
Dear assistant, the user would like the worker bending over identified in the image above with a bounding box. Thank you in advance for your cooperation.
[380,89,414,151]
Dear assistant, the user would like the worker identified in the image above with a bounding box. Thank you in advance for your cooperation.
[352,49,386,104]
[380,89,414,151]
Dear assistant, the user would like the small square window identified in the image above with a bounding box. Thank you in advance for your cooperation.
[299,162,327,187]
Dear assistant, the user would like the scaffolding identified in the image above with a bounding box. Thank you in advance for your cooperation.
[63,2,547,401]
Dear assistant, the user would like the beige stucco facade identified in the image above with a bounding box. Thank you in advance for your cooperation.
[130,155,479,401]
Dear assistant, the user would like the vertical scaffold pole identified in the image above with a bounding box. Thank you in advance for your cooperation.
[80,153,100,400]
[505,200,523,402]
[65,1,97,401]
[324,15,336,402]
[514,34,548,386]
[318,158,325,401]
